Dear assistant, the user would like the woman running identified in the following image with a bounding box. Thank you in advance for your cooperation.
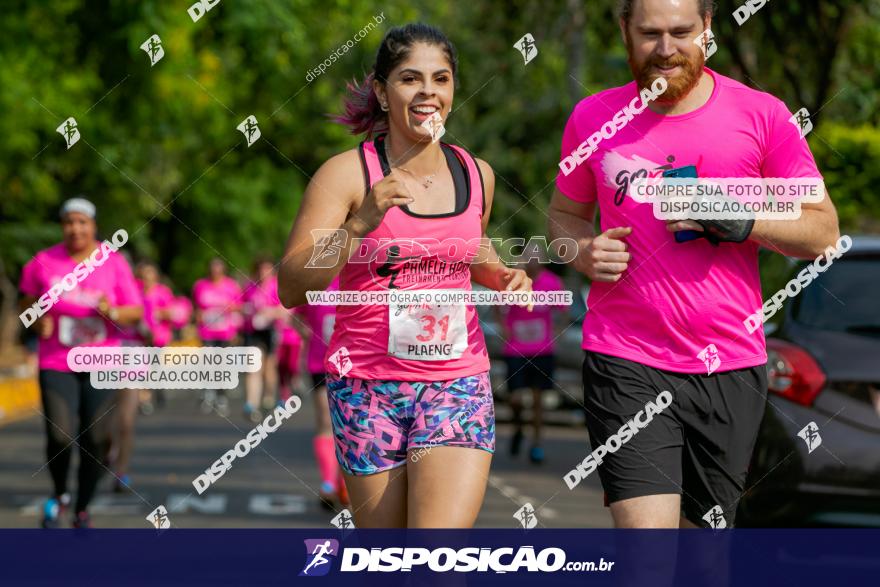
[242,258,286,422]
[278,23,531,527]
[192,258,242,416]
[294,276,348,508]
[18,197,143,528]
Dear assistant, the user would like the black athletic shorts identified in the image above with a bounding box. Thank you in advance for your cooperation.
[244,329,277,355]
[310,372,327,389]
[581,350,768,528]
[505,355,555,392]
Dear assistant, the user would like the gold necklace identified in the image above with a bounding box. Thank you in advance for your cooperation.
[384,137,444,189]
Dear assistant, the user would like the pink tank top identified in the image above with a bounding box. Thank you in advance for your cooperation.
[323,135,490,381]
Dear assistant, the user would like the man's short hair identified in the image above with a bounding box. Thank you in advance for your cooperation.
[618,0,716,26]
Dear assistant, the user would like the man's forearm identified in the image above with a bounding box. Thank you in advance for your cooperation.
[548,208,596,250]
[749,206,840,259]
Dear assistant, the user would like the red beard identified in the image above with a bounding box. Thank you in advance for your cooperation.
[626,33,704,104]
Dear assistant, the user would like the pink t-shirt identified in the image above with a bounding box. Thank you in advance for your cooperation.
[142,282,175,347]
[168,296,192,330]
[19,242,143,372]
[243,275,281,333]
[192,277,243,342]
[503,270,566,357]
[556,67,822,373]
[300,277,338,374]
[278,321,303,371]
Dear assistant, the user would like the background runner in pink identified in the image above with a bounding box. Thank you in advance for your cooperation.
[192,261,243,342]
[140,280,174,347]
[301,275,338,374]
[503,268,565,357]
[243,272,282,333]
[20,243,142,372]
[556,67,824,373]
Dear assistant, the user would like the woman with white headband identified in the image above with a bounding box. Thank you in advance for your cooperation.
[18,197,143,528]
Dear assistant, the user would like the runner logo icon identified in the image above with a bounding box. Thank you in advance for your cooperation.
[798,421,822,453]
[697,344,721,375]
[57,117,80,149]
[514,503,538,529]
[140,34,164,66]
[702,505,727,529]
[300,538,339,577]
[330,508,355,529]
[513,33,538,65]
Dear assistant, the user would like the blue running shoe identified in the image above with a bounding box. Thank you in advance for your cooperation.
[319,481,336,511]
[41,493,70,529]
[114,474,132,494]
[529,445,545,464]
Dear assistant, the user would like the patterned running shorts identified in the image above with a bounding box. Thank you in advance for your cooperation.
[326,371,495,475]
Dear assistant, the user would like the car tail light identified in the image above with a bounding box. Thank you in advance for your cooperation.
[766,339,826,406]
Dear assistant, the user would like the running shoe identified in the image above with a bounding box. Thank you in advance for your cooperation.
[243,403,262,424]
[113,474,132,494]
[261,396,276,411]
[529,445,545,464]
[215,395,230,418]
[72,511,92,529]
[139,401,154,416]
[199,390,216,414]
[40,493,70,529]
[510,429,524,456]
[319,481,336,511]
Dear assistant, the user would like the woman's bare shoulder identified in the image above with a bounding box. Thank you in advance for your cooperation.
[309,147,366,203]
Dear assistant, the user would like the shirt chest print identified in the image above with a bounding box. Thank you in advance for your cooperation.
[600,152,682,205]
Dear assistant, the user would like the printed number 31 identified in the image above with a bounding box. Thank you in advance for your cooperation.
[416,314,449,342]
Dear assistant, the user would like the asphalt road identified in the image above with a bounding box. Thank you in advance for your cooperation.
[0,376,612,529]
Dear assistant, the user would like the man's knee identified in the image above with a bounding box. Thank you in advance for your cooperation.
[610,493,681,528]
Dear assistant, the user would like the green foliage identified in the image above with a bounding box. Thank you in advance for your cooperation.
[810,122,880,233]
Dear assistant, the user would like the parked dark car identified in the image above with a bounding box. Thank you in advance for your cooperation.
[737,235,880,527]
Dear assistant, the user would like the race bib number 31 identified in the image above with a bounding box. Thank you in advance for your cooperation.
[387,303,468,361]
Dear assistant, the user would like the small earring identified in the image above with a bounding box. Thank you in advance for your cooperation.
[380,102,389,112]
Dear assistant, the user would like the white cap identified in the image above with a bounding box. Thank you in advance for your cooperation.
[59,197,96,219]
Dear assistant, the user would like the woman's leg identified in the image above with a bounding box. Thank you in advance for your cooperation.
[112,388,140,487]
[244,339,266,416]
[313,385,335,492]
[406,373,495,527]
[531,386,543,446]
[313,386,332,434]
[38,370,79,499]
[407,447,492,527]
[343,468,408,528]
[326,375,410,525]
[76,373,117,514]
[262,354,278,408]
[244,370,261,411]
